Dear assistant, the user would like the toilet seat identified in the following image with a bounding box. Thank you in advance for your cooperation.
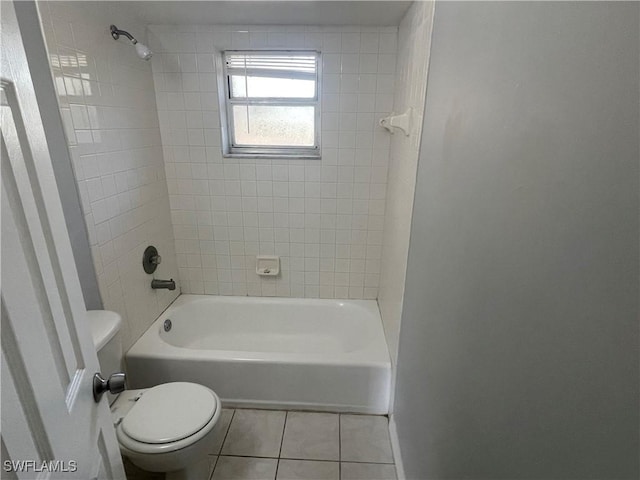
[123,383,217,444]
[116,382,220,455]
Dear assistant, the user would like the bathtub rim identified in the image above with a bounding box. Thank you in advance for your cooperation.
[127,294,391,368]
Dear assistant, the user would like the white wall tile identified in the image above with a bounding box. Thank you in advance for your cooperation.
[378,1,435,363]
[41,1,179,351]
[149,24,396,299]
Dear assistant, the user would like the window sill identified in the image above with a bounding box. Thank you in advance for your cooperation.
[222,152,321,160]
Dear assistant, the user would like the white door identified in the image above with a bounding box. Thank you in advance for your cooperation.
[1,1,126,479]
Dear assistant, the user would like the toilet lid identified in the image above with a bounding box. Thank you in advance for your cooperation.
[121,383,217,444]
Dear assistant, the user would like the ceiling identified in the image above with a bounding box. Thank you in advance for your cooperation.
[121,1,412,26]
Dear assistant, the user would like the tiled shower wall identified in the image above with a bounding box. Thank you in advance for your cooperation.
[148,24,397,299]
[39,2,179,350]
[379,1,435,363]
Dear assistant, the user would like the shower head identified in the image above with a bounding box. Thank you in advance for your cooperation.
[135,43,153,61]
[110,25,153,61]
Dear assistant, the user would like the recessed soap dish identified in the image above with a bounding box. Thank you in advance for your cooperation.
[256,256,280,276]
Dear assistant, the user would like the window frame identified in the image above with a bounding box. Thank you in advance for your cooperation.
[217,49,322,159]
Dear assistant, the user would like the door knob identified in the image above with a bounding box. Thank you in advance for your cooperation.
[93,372,126,402]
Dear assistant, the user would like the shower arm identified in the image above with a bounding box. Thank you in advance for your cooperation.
[110,25,138,44]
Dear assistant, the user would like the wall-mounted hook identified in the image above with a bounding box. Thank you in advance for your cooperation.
[380,108,413,136]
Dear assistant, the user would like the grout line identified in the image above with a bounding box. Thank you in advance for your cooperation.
[211,408,237,479]
[216,454,391,465]
[278,456,341,462]
[207,454,219,480]
[274,411,288,480]
[209,408,236,480]
[217,409,236,455]
[219,454,280,460]
[278,411,288,457]
[227,406,375,415]
[338,413,342,480]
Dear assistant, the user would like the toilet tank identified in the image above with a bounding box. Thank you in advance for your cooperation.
[87,310,123,402]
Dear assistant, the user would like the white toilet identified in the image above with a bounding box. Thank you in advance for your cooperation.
[88,310,221,480]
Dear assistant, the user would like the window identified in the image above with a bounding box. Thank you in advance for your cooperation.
[219,50,321,158]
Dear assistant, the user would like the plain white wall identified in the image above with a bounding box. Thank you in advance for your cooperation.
[394,2,639,478]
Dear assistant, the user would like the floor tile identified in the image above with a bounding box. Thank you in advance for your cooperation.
[276,459,339,480]
[212,456,278,480]
[280,412,339,461]
[209,409,235,454]
[221,409,286,458]
[341,462,397,480]
[340,415,394,463]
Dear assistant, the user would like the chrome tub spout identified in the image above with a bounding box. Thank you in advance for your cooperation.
[151,279,176,290]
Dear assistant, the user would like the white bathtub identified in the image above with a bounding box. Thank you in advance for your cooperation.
[125,295,391,414]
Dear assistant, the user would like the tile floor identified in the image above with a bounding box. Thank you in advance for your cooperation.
[124,409,397,480]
